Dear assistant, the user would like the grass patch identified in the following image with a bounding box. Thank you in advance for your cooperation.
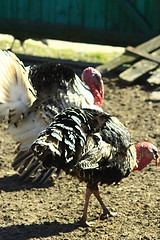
[0,38,122,64]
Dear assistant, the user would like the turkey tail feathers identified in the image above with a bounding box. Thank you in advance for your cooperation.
[32,167,58,184]
[0,50,36,124]
[12,149,59,183]
[12,150,34,170]
[19,160,42,182]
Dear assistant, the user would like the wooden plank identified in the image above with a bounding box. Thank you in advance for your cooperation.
[84,0,105,28]
[69,0,83,26]
[147,68,160,85]
[119,59,158,82]
[117,0,152,33]
[126,46,160,64]
[119,49,160,82]
[97,35,160,73]
[149,91,160,101]
[55,0,69,25]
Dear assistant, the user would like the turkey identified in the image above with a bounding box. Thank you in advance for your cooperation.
[0,49,104,152]
[12,107,159,227]
[10,35,48,51]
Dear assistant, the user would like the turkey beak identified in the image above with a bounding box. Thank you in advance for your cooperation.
[152,149,159,167]
[133,162,138,171]
[156,156,159,167]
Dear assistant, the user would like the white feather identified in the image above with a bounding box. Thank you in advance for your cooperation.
[58,74,98,110]
[0,54,102,153]
[0,50,37,123]
[8,111,48,150]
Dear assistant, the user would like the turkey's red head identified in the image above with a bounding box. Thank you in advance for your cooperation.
[134,142,159,171]
[81,67,104,107]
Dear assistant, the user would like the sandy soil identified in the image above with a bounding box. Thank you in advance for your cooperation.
[0,72,160,239]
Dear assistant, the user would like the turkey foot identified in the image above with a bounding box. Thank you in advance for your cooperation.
[100,208,117,220]
[79,187,117,227]
[79,217,96,227]
[93,188,117,220]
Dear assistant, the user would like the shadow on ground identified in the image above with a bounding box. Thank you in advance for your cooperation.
[0,221,79,240]
[0,175,53,192]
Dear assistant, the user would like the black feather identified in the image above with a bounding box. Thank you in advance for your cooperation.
[14,107,135,186]
[28,63,75,96]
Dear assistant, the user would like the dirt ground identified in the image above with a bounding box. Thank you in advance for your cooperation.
[0,71,160,239]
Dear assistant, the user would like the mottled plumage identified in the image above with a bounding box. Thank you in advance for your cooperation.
[0,50,104,151]
[28,62,76,97]
[13,108,133,183]
[12,107,159,226]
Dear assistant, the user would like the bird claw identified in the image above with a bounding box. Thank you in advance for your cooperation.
[100,210,117,220]
[78,218,96,227]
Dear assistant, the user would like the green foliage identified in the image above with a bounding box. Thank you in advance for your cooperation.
[0,38,121,64]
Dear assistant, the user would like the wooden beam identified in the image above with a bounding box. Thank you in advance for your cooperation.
[0,20,151,47]
[126,46,160,64]
[147,68,160,85]
[119,59,158,83]
[97,35,160,73]
[149,91,160,101]
[119,49,160,82]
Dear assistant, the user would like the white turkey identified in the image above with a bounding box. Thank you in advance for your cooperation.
[12,107,159,227]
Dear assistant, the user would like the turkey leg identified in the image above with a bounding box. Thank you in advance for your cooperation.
[79,187,92,227]
[93,188,117,219]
